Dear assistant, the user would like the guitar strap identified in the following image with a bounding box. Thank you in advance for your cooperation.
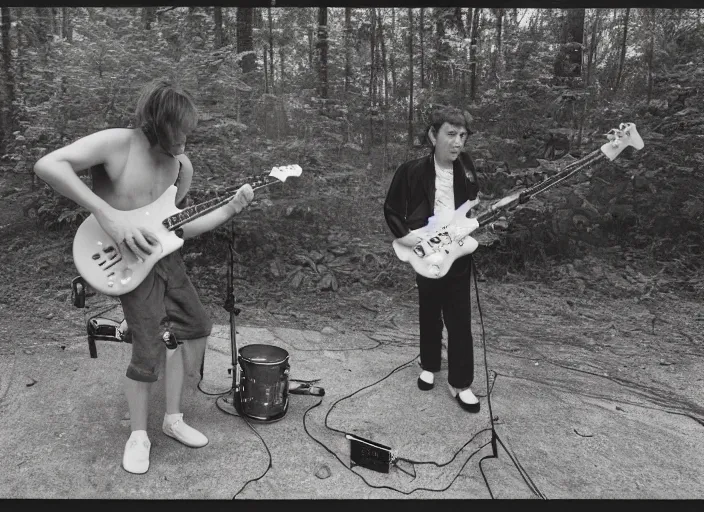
[174,159,183,187]
[174,160,188,208]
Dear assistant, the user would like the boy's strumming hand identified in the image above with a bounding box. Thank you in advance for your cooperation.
[95,208,159,261]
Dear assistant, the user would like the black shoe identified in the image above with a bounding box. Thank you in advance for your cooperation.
[417,377,434,390]
[456,395,481,413]
[449,384,480,413]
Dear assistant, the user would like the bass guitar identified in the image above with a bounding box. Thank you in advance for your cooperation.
[73,164,302,296]
[392,123,644,278]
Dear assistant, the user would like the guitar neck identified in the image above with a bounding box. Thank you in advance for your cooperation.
[162,177,280,231]
[474,149,606,229]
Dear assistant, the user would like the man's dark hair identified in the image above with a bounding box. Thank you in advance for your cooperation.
[134,79,198,150]
[426,105,473,145]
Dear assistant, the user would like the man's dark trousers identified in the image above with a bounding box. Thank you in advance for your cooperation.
[415,256,474,389]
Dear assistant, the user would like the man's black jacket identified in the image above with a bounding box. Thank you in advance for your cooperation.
[383,150,479,276]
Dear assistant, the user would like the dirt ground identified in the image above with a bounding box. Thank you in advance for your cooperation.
[1,169,702,430]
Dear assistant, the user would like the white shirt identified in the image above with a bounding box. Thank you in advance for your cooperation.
[433,156,455,225]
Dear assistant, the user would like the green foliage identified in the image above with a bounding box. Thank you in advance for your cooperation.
[3,7,703,289]
[34,184,89,231]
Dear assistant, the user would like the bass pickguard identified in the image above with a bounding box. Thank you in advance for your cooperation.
[72,186,185,296]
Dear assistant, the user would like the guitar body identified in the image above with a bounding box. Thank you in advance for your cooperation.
[392,199,480,279]
[73,186,185,297]
[73,164,303,297]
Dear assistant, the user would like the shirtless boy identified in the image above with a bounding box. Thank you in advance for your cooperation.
[34,79,254,474]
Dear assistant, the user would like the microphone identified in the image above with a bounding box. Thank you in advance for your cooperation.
[288,381,325,397]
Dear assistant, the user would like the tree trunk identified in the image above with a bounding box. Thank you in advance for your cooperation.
[369,8,376,109]
[454,7,463,31]
[268,7,274,92]
[308,27,314,71]
[142,7,156,30]
[237,7,256,74]
[491,8,503,82]
[647,8,655,104]
[35,7,50,65]
[390,8,396,97]
[435,10,448,88]
[614,8,630,94]
[263,47,269,93]
[419,8,425,89]
[579,9,600,150]
[378,9,389,109]
[1,7,15,150]
[408,8,414,146]
[279,44,286,94]
[214,6,224,49]
[554,8,585,78]
[61,7,72,42]
[317,7,328,98]
[377,10,389,172]
[51,7,58,36]
[469,8,481,102]
[15,7,23,80]
[463,8,472,100]
[368,8,377,147]
[585,9,599,86]
[344,8,352,93]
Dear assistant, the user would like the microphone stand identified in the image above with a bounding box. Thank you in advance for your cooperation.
[224,220,242,413]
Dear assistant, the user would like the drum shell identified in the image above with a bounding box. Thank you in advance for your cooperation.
[238,344,290,422]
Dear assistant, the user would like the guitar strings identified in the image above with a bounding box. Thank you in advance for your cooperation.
[477,149,604,229]
[167,177,281,231]
[524,149,603,197]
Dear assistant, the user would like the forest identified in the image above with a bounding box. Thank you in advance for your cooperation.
[0,7,703,332]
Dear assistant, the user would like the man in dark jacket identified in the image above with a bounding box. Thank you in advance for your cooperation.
[383,106,480,412]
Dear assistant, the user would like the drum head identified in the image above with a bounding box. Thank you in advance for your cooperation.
[239,344,289,364]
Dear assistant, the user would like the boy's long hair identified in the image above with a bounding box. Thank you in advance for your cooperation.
[134,79,198,151]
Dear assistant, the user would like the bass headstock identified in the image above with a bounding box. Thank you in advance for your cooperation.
[600,122,645,161]
[269,164,303,182]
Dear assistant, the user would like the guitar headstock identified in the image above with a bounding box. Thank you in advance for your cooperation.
[600,122,645,161]
[269,164,303,182]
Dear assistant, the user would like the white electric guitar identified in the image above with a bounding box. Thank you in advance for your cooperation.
[393,122,645,278]
[73,164,302,296]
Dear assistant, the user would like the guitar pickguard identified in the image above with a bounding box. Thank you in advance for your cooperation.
[392,200,480,279]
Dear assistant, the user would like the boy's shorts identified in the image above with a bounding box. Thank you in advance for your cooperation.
[119,251,213,383]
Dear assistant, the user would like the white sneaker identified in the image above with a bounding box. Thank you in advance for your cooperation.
[122,431,151,474]
[162,413,208,448]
